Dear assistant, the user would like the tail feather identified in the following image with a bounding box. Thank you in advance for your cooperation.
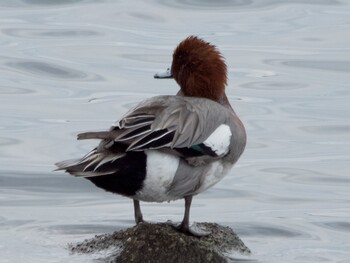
[55,158,84,172]
[77,131,119,140]
[55,149,124,178]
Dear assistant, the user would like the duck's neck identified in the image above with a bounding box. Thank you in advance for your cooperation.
[219,93,235,113]
[220,93,245,131]
[176,90,184,96]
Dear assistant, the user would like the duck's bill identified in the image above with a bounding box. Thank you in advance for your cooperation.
[154,67,173,79]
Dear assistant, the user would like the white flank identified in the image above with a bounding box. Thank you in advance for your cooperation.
[135,150,180,202]
[195,161,233,194]
[203,124,231,156]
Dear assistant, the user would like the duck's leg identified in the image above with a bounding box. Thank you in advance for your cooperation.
[175,195,210,237]
[133,199,144,224]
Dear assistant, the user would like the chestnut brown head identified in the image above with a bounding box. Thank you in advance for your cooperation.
[171,36,227,101]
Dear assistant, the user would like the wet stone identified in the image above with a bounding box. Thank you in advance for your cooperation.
[68,222,251,263]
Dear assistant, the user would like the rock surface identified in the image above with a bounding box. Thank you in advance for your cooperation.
[69,222,251,263]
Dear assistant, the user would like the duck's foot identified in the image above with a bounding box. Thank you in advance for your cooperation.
[168,220,211,237]
[135,217,144,224]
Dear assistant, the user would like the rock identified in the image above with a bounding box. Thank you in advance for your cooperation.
[68,222,251,263]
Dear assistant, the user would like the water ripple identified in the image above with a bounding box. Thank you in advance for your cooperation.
[154,0,341,10]
[42,224,117,235]
[0,85,35,94]
[300,125,350,135]
[262,167,350,185]
[241,81,307,90]
[5,60,103,81]
[317,221,350,232]
[20,0,83,6]
[237,223,308,238]
[0,137,20,148]
[2,28,101,39]
[265,59,350,73]
[0,0,91,8]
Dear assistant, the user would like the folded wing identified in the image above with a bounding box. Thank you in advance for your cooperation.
[56,95,232,177]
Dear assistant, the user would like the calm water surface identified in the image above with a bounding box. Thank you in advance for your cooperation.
[0,0,349,262]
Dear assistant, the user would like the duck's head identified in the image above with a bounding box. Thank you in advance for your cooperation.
[155,36,227,102]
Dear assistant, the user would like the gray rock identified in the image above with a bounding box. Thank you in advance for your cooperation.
[68,222,251,263]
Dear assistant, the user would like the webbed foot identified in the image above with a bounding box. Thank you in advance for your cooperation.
[168,220,210,237]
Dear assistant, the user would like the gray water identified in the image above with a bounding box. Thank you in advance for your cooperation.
[0,0,349,262]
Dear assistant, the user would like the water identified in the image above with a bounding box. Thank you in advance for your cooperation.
[0,0,349,262]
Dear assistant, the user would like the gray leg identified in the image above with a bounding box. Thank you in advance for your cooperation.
[179,195,192,231]
[133,199,144,224]
[175,195,210,237]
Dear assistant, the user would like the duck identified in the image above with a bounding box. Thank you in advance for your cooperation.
[55,36,246,236]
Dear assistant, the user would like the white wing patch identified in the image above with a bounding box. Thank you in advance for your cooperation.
[203,124,232,156]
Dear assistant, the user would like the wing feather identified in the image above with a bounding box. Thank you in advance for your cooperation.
[127,129,175,151]
[75,95,230,163]
[80,96,230,153]
[57,96,234,178]
[115,125,152,141]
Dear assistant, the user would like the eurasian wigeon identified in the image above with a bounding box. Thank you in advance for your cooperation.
[56,36,246,236]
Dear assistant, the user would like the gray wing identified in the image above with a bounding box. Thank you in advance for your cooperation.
[78,95,231,153]
[56,95,236,177]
